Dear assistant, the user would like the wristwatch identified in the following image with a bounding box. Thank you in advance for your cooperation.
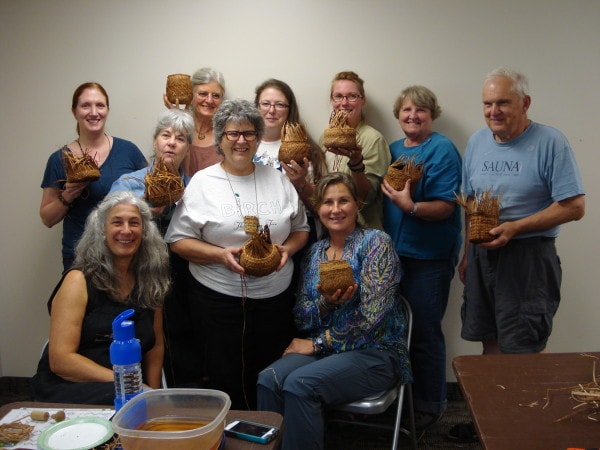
[312,335,326,355]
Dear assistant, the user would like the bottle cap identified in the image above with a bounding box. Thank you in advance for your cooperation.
[110,309,142,365]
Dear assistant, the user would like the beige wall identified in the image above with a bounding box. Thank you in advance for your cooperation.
[1,0,598,379]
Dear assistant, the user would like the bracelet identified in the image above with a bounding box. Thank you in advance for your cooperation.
[296,183,307,194]
[409,202,418,216]
[325,329,332,349]
[58,191,73,208]
[347,156,364,169]
[349,164,366,173]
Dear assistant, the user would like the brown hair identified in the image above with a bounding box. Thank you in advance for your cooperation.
[330,71,365,98]
[71,82,109,135]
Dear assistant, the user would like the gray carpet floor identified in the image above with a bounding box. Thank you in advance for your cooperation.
[0,377,482,449]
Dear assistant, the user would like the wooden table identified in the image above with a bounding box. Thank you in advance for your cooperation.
[453,352,600,450]
[0,401,283,449]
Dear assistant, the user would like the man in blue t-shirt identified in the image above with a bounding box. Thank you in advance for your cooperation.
[449,67,585,443]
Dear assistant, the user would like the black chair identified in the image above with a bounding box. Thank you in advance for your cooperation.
[329,295,417,450]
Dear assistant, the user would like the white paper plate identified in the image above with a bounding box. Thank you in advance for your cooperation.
[37,416,114,450]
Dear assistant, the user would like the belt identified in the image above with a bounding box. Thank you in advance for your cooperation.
[509,236,555,245]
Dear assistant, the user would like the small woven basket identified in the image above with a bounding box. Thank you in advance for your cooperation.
[243,216,259,234]
[319,259,355,296]
[455,190,501,243]
[467,212,499,243]
[166,74,193,106]
[62,146,100,183]
[322,111,356,149]
[279,122,312,166]
[384,157,423,193]
[239,227,281,277]
[144,159,185,207]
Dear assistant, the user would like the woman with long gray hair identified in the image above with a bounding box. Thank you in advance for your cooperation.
[32,191,170,404]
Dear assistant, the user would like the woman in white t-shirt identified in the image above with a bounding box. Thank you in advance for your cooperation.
[165,99,310,410]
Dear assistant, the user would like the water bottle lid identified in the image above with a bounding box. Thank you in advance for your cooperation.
[110,309,141,365]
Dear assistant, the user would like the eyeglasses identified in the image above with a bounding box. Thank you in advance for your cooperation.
[331,93,363,103]
[223,130,258,141]
[196,91,222,101]
[258,101,289,111]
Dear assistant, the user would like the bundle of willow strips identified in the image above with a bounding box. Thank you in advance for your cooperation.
[61,146,100,183]
[144,158,185,207]
[240,225,281,277]
[322,111,356,149]
[455,189,501,243]
[384,155,423,192]
[278,121,312,165]
[0,421,34,444]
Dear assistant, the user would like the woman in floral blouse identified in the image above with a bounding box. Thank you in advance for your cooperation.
[257,172,412,450]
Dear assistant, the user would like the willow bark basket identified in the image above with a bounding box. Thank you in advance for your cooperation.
[166,74,193,106]
[61,146,100,183]
[319,260,355,296]
[239,230,281,277]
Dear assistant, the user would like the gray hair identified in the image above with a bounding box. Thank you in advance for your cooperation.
[191,67,226,94]
[153,108,195,144]
[393,85,442,120]
[484,67,530,99]
[73,191,170,309]
[212,99,265,152]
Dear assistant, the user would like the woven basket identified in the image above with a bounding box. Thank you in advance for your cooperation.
[166,74,193,105]
[384,159,423,193]
[468,212,499,243]
[243,216,259,234]
[240,232,281,277]
[322,127,357,149]
[319,259,355,296]
[144,159,185,207]
[62,147,100,183]
[279,141,312,165]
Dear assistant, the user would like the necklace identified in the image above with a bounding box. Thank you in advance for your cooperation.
[76,133,111,163]
[197,132,206,140]
[332,154,343,172]
[223,164,260,234]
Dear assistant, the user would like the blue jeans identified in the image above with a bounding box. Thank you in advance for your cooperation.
[400,257,455,415]
[257,348,400,450]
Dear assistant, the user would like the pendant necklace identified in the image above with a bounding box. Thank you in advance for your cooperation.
[223,164,260,234]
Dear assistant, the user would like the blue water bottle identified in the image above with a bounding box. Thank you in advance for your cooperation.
[110,309,143,411]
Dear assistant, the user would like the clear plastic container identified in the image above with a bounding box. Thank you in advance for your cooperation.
[111,388,231,450]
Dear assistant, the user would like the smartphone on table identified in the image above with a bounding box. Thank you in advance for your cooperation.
[224,419,279,444]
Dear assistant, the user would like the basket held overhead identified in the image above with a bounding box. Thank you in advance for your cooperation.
[319,259,355,296]
[384,155,423,193]
[279,122,312,166]
[322,111,357,149]
[144,158,185,207]
[166,74,193,106]
[239,225,281,277]
[61,146,101,183]
[455,190,501,243]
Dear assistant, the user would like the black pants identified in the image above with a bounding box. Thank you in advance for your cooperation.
[188,278,295,410]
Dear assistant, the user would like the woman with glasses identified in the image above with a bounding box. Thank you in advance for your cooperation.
[164,67,226,176]
[165,99,310,409]
[320,71,391,230]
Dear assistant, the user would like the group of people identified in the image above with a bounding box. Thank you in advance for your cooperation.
[33,66,585,449]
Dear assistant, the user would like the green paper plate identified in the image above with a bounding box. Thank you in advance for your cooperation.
[37,416,114,450]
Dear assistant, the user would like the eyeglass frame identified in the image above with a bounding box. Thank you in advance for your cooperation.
[196,91,223,101]
[258,101,289,111]
[331,93,363,103]
[223,130,259,142]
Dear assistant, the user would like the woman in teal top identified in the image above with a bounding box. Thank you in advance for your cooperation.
[382,85,462,431]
